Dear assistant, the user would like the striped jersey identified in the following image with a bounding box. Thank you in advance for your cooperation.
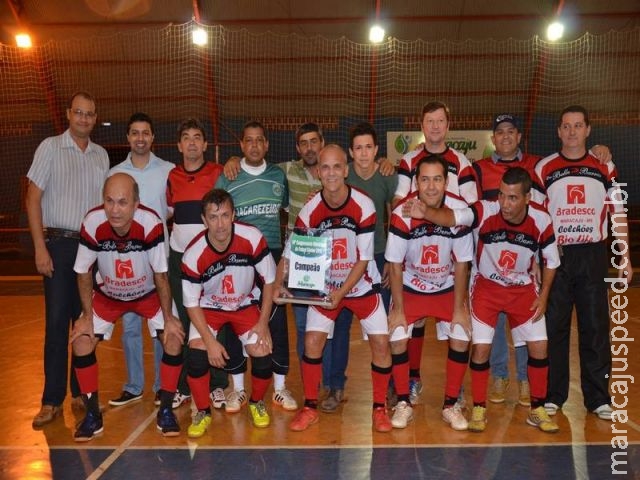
[395,146,477,204]
[181,222,276,311]
[286,186,380,297]
[472,151,545,204]
[454,201,560,287]
[534,151,623,246]
[385,192,473,294]
[166,161,223,252]
[74,205,167,301]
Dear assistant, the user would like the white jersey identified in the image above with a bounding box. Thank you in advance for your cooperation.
[74,205,167,301]
[181,222,276,311]
[285,186,380,298]
[385,192,473,294]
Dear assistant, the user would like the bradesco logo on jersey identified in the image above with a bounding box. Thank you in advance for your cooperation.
[221,274,235,294]
[566,184,586,204]
[331,238,354,271]
[498,250,518,273]
[421,245,439,264]
[115,259,134,279]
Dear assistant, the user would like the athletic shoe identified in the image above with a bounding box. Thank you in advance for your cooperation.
[489,377,509,404]
[387,378,398,408]
[154,392,161,407]
[527,406,560,433]
[593,404,613,421]
[157,406,180,436]
[442,404,469,431]
[210,388,226,409]
[32,405,62,428]
[225,390,247,413]
[409,379,423,406]
[468,405,487,432]
[108,391,143,407]
[272,389,298,411]
[391,401,414,429]
[290,407,320,431]
[372,406,393,432]
[74,411,104,442]
[319,389,345,413]
[518,381,531,407]
[544,402,560,416]
[187,410,212,438]
[249,401,271,428]
[171,392,191,409]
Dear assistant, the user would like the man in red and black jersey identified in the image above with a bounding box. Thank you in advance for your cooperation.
[69,174,185,442]
[535,105,632,421]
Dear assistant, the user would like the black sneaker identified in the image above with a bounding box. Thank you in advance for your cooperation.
[109,390,143,406]
[154,392,161,407]
[157,406,180,437]
[74,411,104,442]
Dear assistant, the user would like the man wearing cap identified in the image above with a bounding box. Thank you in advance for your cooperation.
[472,113,611,408]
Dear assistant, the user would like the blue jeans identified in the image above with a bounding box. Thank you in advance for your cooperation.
[121,312,163,395]
[42,237,80,406]
[490,312,528,381]
[293,292,352,390]
[374,253,391,313]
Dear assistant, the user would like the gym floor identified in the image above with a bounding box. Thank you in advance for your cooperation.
[0,277,638,479]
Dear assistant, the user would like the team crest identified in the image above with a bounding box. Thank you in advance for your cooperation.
[421,245,439,264]
[566,184,585,204]
[332,238,348,259]
[497,250,517,275]
[221,274,235,294]
[115,259,134,279]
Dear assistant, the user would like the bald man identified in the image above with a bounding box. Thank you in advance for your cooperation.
[69,173,185,441]
[275,145,393,433]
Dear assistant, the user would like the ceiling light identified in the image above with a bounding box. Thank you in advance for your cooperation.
[546,21,564,41]
[16,34,32,49]
[192,27,208,46]
[369,25,385,44]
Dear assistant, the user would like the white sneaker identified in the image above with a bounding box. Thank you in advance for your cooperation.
[391,400,414,429]
[593,404,613,421]
[171,392,191,409]
[544,402,560,416]
[442,405,469,431]
[225,390,247,413]
[210,388,226,409]
[272,389,298,411]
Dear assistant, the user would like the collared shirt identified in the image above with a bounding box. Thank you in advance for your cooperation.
[110,152,175,256]
[27,129,109,231]
[278,159,321,231]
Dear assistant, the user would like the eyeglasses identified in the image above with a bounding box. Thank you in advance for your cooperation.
[70,108,96,119]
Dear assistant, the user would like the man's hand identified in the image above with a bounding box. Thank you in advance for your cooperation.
[381,263,391,289]
[401,198,426,219]
[249,321,273,353]
[205,340,230,368]
[378,157,396,176]
[387,307,408,338]
[69,315,94,344]
[529,296,548,322]
[450,306,472,339]
[223,156,242,180]
[591,145,612,165]
[163,314,185,346]
[34,246,54,278]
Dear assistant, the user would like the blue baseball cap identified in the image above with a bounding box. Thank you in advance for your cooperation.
[493,113,521,131]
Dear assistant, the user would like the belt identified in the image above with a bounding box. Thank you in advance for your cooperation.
[46,228,80,240]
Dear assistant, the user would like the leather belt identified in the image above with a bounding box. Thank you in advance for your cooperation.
[46,227,80,240]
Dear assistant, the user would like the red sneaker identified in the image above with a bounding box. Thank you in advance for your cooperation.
[372,406,392,432]
[289,406,320,432]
